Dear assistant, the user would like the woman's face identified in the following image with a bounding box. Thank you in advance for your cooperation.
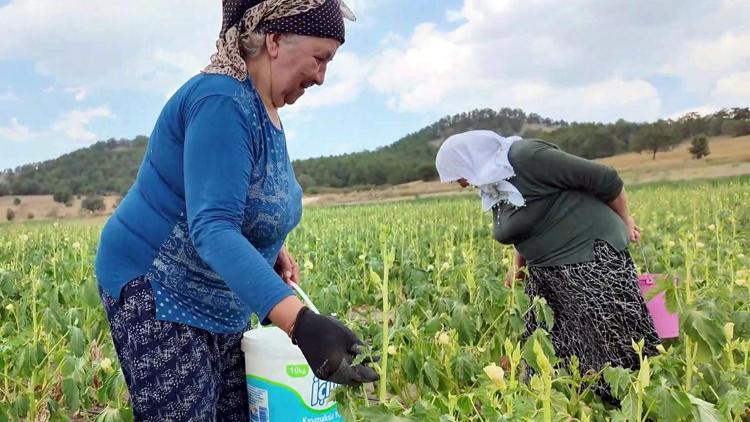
[270,35,340,107]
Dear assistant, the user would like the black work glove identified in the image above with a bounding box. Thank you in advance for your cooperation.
[291,307,379,386]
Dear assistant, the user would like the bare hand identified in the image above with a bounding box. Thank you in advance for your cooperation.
[624,215,641,243]
[504,268,527,288]
[275,245,300,285]
[504,272,515,288]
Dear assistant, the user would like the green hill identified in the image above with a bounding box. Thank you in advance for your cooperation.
[0,107,747,198]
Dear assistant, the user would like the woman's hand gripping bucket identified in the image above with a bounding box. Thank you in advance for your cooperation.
[241,283,344,422]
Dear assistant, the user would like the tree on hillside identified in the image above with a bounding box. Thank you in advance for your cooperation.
[721,119,750,137]
[53,189,73,205]
[689,136,710,159]
[82,196,105,212]
[707,116,725,136]
[675,112,708,138]
[630,121,681,160]
[6,208,15,222]
[297,174,316,192]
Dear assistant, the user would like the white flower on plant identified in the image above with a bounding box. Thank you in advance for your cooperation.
[4,303,14,311]
[724,322,734,340]
[707,224,716,231]
[19,234,29,242]
[303,260,313,271]
[667,241,675,248]
[737,254,745,259]
[436,331,451,346]
[358,254,366,261]
[426,264,434,272]
[501,258,510,266]
[695,242,705,249]
[100,357,113,372]
[387,345,397,355]
[483,363,507,391]
[441,262,451,271]
[72,242,81,250]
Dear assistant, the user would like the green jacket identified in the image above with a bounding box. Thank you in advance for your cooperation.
[492,139,628,266]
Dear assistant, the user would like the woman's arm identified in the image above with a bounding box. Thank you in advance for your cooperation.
[184,95,296,327]
[505,247,527,287]
[524,141,624,202]
[607,188,641,242]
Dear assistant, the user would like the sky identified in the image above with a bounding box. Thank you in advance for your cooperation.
[1,0,749,170]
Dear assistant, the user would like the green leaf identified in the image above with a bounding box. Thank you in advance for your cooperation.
[603,366,633,400]
[60,354,77,377]
[645,384,692,421]
[532,296,554,331]
[62,377,80,411]
[95,406,126,422]
[358,404,413,421]
[82,277,101,309]
[451,350,477,384]
[13,394,29,419]
[68,325,86,357]
[450,303,478,344]
[682,308,726,361]
[717,389,748,418]
[411,400,441,420]
[619,388,640,421]
[522,329,558,374]
[688,393,721,422]
[424,360,441,391]
[403,350,421,382]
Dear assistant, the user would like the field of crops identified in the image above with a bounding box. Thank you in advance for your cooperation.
[1,177,749,421]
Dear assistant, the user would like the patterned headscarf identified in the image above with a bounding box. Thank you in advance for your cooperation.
[204,0,355,81]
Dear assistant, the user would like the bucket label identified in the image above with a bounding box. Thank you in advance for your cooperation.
[247,375,343,422]
[311,377,337,407]
[286,364,310,378]
[248,385,270,422]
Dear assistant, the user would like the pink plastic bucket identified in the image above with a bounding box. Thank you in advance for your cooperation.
[638,274,679,339]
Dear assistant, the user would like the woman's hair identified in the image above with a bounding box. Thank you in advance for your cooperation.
[239,31,301,59]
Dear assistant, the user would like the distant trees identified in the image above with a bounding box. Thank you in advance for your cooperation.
[689,136,710,159]
[53,189,73,205]
[631,121,681,159]
[721,120,750,137]
[1,136,147,197]
[13,197,20,205]
[81,196,105,212]
[0,107,747,195]
[6,208,14,222]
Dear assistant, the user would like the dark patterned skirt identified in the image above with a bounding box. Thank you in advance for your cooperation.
[524,240,660,395]
[100,276,249,422]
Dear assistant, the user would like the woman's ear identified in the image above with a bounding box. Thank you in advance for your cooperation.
[266,33,282,59]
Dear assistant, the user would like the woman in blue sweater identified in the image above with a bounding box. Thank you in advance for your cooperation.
[95,1,377,419]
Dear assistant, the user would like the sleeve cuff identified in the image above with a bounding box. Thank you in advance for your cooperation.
[257,287,296,326]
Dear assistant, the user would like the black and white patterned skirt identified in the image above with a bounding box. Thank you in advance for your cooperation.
[525,240,660,379]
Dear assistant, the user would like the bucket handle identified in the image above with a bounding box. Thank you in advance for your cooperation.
[290,282,320,314]
[637,240,651,275]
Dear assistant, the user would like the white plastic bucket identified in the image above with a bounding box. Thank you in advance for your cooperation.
[242,284,342,421]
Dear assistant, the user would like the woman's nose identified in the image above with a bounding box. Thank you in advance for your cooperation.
[314,64,327,86]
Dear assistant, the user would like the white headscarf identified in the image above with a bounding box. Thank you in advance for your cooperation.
[435,130,525,212]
